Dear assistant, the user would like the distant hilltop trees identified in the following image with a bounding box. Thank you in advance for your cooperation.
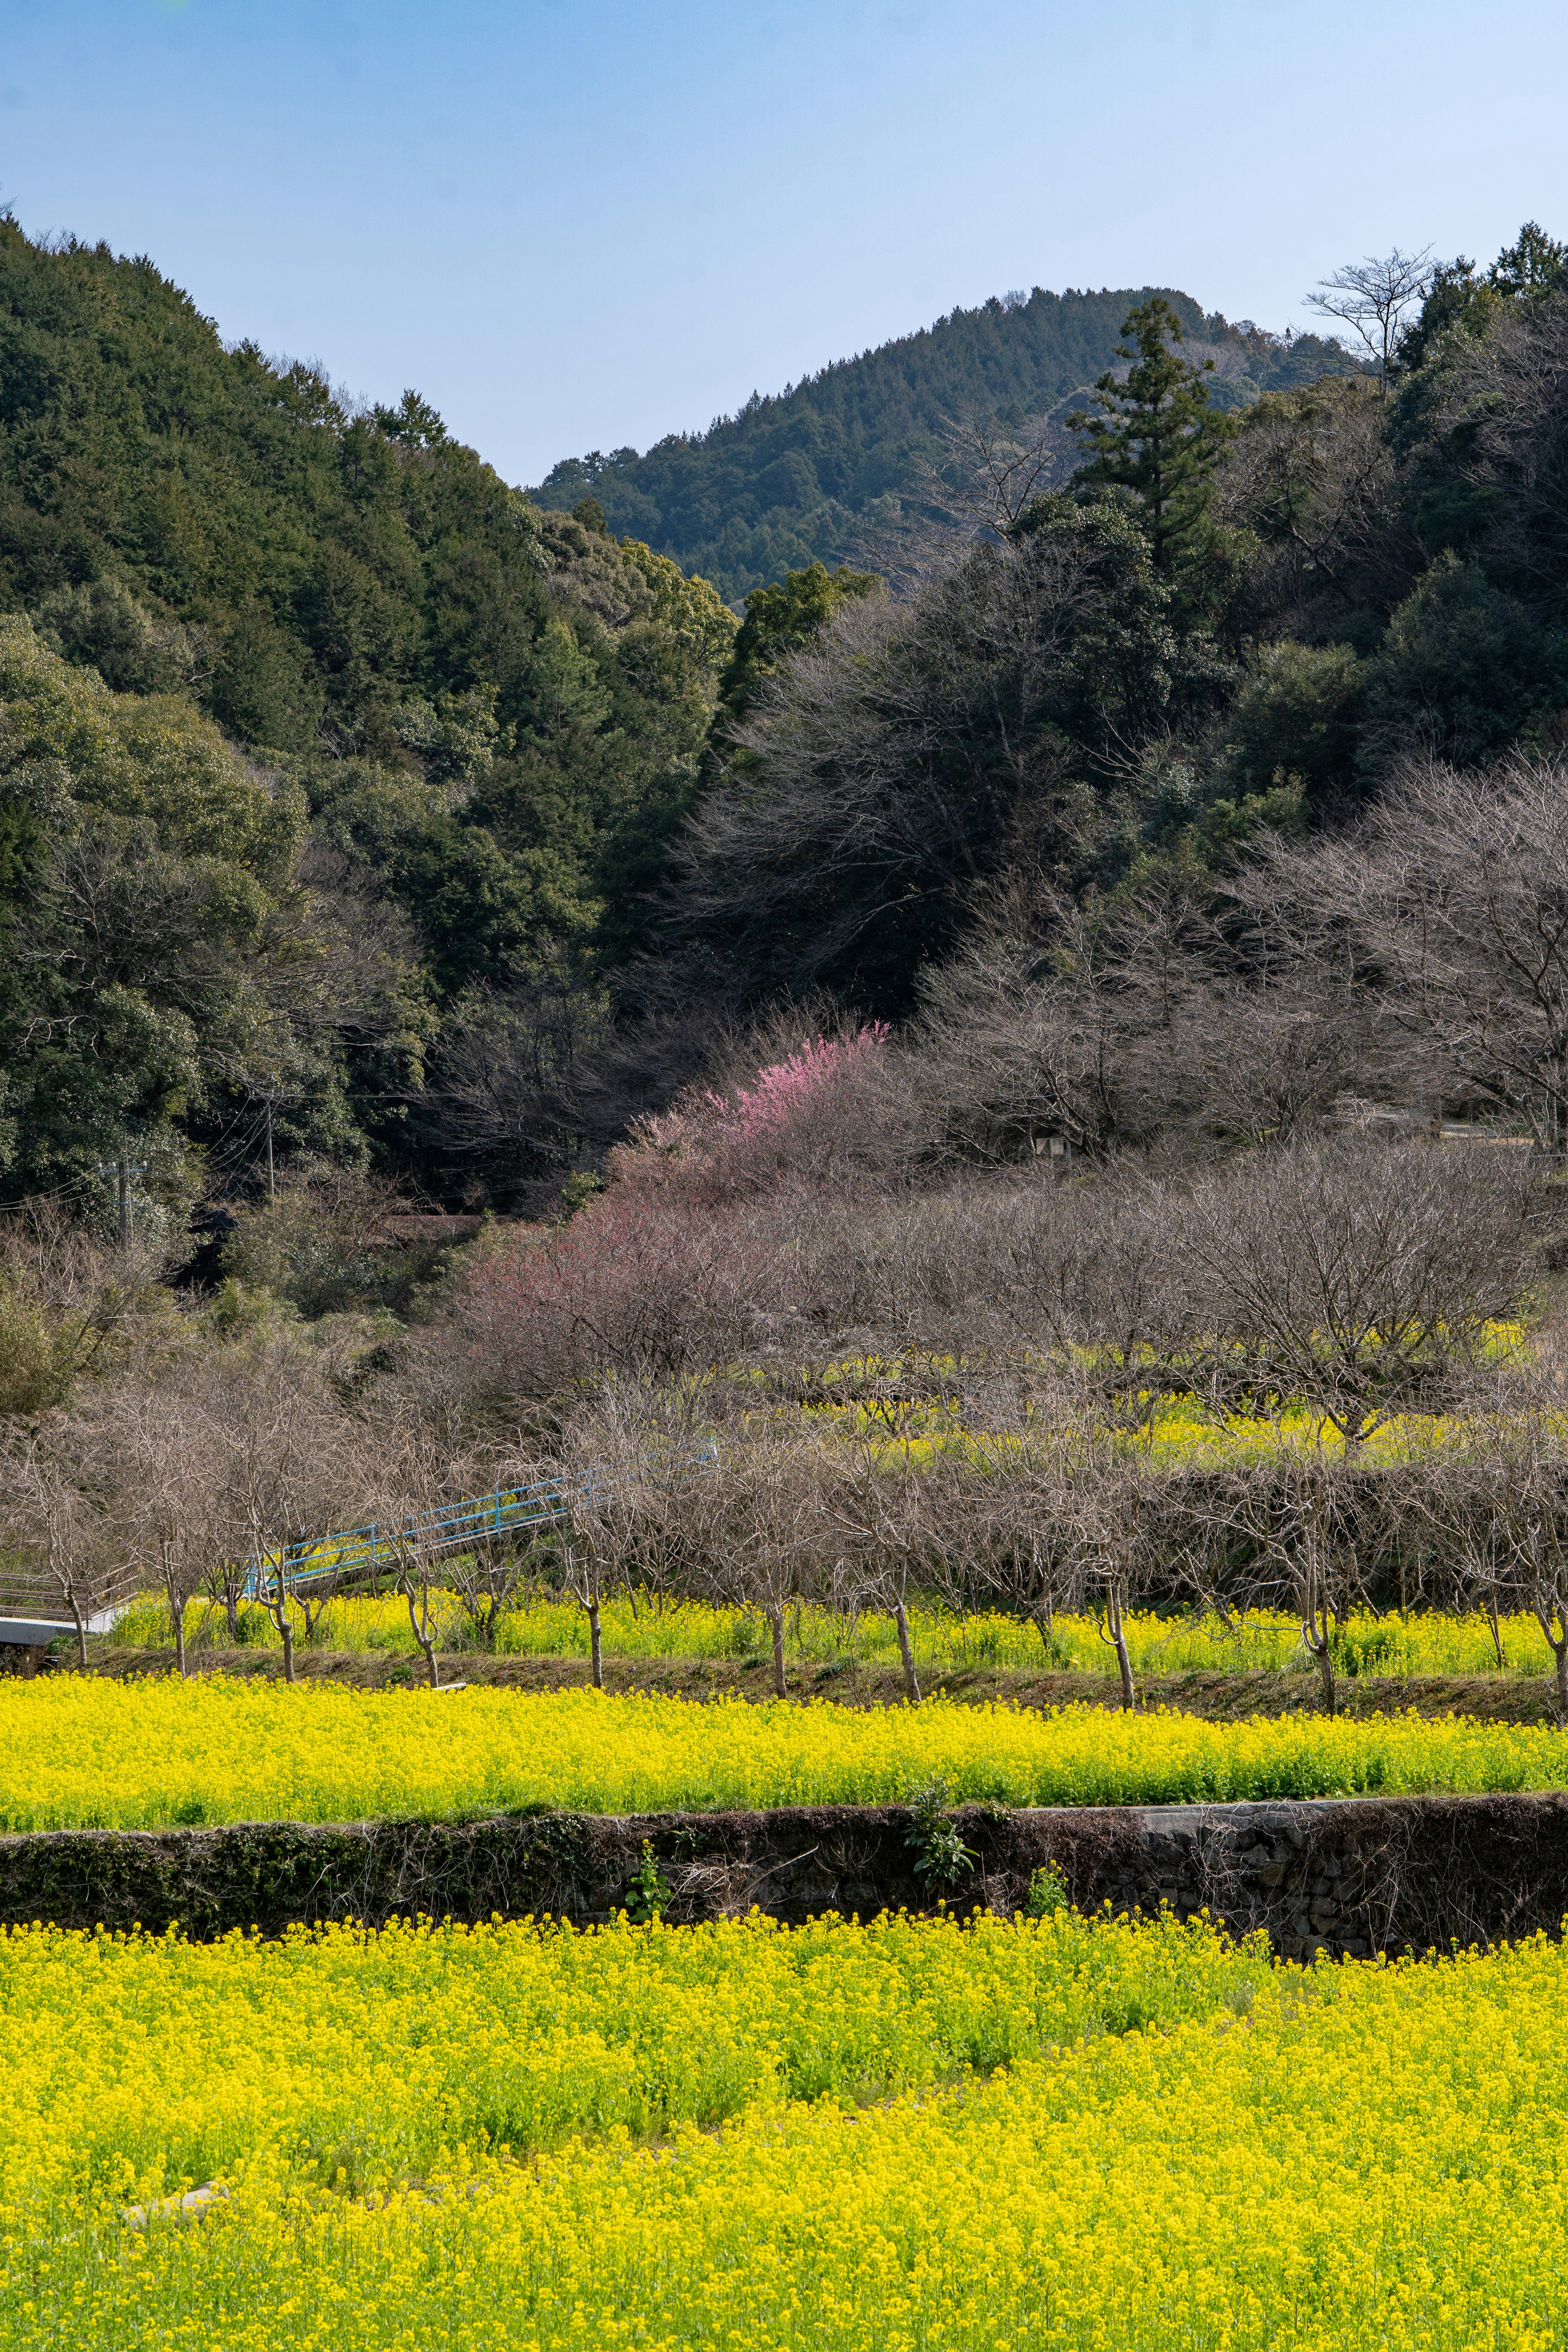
[532,285,1356,601]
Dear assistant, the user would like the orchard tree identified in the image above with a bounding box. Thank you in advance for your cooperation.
[1176,1136,1544,1447]
[0,1426,121,1667]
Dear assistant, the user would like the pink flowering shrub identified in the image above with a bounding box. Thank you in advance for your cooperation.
[454,1029,900,1399]
[616,1025,894,1200]
[717,1027,890,1140]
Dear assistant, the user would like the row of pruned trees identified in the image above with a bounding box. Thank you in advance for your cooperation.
[0,1330,522,1685]
[7,1314,1568,1717]
[3,1108,1564,1702]
[448,1123,1554,1425]
[552,1384,1568,1722]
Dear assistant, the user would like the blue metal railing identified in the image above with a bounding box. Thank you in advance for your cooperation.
[240,1448,713,1600]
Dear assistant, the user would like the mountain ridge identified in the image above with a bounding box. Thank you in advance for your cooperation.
[533,283,1359,600]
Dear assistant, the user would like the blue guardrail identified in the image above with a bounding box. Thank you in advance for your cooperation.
[240,1450,713,1599]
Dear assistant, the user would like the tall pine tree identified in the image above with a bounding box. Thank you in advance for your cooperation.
[1068,297,1235,616]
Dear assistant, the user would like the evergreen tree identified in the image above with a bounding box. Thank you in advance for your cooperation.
[1488,220,1568,302]
[1067,298,1236,610]
[1397,223,1568,374]
[714,561,882,731]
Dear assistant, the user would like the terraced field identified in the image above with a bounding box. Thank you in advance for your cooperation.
[4,1901,1566,2348]
[3,1677,1567,1830]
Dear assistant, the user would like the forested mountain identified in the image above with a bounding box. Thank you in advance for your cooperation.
[0,216,734,1213]
[533,287,1356,599]
[2,210,1566,1237]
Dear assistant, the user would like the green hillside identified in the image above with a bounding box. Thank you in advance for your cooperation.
[4,207,1563,1223]
[534,287,1356,599]
[0,217,737,1208]
[0,218,727,760]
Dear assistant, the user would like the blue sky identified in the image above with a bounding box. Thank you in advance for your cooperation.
[3,0,1565,486]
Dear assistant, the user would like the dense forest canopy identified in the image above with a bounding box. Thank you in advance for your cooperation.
[660,225,1568,1016]
[0,215,738,1217]
[532,284,1356,600]
[2,212,1566,1241]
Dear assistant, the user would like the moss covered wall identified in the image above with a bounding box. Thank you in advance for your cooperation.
[2,1791,1566,1956]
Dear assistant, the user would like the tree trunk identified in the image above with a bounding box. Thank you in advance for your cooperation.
[1098,1581,1134,1711]
[279,1615,295,1685]
[70,1598,87,1673]
[163,1543,186,1677]
[1111,1611,1134,1711]
[1538,1607,1568,1724]
[1303,1613,1336,1716]
[893,1600,922,1705]
[768,1604,787,1699]
[226,1584,241,1644]
[401,1572,439,1690]
[589,1597,603,1690]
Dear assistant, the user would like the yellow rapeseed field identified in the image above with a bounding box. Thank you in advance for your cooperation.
[4,1907,1568,2348]
[109,1587,1564,1680]
[0,1907,1263,2212]
[1,1679,1564,1830]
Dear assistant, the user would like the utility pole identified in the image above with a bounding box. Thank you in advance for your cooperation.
[96,1149,148,1247]
[250,1088,290,1204]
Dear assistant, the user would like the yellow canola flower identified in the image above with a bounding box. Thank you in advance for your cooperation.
[1,1681,1564,1831]
[0,1906,1265,2216]
[110,1586,1566,1681]
[5,1918,1568,2347]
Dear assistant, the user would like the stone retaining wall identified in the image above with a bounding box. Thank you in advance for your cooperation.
[4,1790,1566,1953]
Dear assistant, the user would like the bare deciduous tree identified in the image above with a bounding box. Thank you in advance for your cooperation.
[1305,247,1433,393]
[1247,755,1568,1152]
[833,1434,935,1704]
[905,894,1192,1165]
[1176,1136,1544,1446]
[442,1498,533,1649]
[905,869,1375,1170]
[1451,1405,1568,1720]
[692,1430,834,1701]
[109,1378,223,1676]
[0,1427,124,1666]
[369,1411,479,1690]
[1241,1450,1370,1715]
[1055,1425,1170,1712]
[194,1339,359,1683]
[548,1380,720,1686]
[950,1416,1088,1657]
